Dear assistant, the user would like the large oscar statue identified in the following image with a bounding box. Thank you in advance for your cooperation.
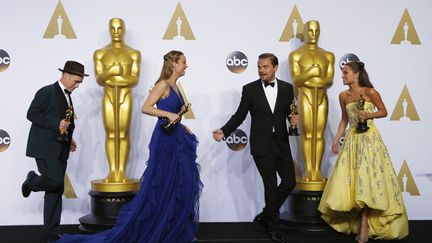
[281,20,335,234]
[79,18,141,232]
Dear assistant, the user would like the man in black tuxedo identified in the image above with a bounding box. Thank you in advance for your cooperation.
[22,60,88,241]
[213,53,298,243]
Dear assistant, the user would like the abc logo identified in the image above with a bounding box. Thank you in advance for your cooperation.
[226,129,248,151]
[226,51,248,74]
[339,53,359,70]
[0,129,11,152]
[0,49,11,72]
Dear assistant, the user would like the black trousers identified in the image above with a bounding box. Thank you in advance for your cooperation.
[253,134,296,231]
[27,158,67,239]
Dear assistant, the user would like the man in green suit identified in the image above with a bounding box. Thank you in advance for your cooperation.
[22,60,88,241]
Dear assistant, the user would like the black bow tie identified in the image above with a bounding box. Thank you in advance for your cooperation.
[64,89,73,107]
[264,82,275,88]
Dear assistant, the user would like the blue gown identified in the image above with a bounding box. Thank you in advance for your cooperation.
[56,87,203,243]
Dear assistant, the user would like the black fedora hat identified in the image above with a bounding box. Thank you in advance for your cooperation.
[58,60,89,77]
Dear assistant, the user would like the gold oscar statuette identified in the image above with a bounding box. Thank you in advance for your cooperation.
[282,20,336,230]
[79,17,144,233]
[92,18,141,192]
[289,20,335,191]
[56,106,73,143]
[356,94,369,133]
[162,103,191,132]
[288,98,300,136]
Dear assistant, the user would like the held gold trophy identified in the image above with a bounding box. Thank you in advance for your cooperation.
[356,94,369,133]
[288,20,335,189]
[288,98,299,136]
[79,18,142,232]
[281,20,335,233]
[162,103,191,132]
[56,106,73,143]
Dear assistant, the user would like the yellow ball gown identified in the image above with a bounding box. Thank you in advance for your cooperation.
[318,101,409,240]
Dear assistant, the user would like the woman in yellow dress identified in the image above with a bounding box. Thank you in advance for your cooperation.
[318,61,408,242]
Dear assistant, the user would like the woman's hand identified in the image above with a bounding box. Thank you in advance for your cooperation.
[166,113,180,123]
[358,111,370,121]
[331,139,339,154]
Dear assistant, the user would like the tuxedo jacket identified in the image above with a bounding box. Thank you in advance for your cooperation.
[221,79,294,157]
[26,82,75,160]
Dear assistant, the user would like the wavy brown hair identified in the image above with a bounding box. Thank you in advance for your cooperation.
[156,50,184,84]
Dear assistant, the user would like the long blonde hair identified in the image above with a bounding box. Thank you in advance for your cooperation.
[156,50,184,84]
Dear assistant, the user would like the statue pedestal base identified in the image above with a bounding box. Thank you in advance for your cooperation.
[79,178,140,232]
[91,178,140,192]
[79,191,138,232]
[280,189,335,235]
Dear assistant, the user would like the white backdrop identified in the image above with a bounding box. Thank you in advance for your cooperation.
[1,0,431,225]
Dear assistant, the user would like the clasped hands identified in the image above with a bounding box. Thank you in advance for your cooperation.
[104,63,131,86]
[304,65,327,87]
[308,64,322,76]
[110,62,123,76]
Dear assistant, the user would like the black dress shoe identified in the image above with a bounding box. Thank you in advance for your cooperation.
[253,212,264,223]
[254,213,272,232]
[269,231,288,243]
[47,233,62,242]
[21,171,36,198]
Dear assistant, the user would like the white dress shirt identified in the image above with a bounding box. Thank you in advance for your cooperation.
[262,79,278,132]
[58,81,71,107]
[262,79,278,113]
